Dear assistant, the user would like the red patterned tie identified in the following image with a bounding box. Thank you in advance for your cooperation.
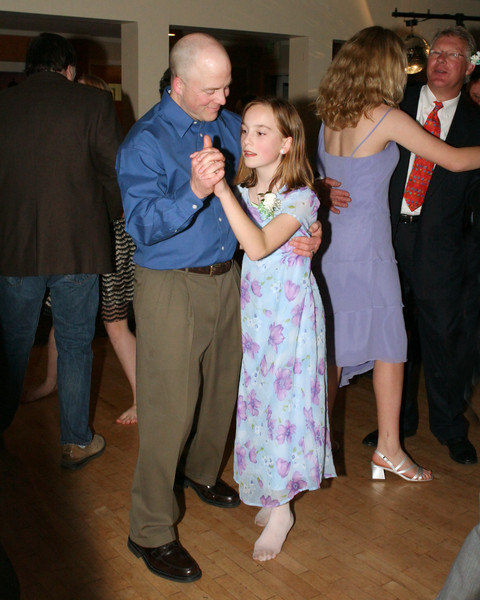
[404,101,443,211]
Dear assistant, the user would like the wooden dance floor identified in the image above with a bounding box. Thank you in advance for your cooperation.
[1,334,479,599]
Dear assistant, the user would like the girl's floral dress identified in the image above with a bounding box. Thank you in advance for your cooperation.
[233,185,336,507]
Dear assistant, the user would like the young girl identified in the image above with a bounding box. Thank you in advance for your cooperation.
[195,97,336,561]
[315,26,480,481]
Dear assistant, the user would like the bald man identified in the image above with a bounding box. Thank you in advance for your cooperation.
[116,33,320,582]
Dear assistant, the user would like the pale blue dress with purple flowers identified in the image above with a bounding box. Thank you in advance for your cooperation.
[233,185,337,507]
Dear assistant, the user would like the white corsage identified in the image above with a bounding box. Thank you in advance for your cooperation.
[257,191,281,219]
[471,51,480,66]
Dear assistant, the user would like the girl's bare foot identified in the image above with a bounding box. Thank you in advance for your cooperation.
[253,504,294,561]
[115,404,137,425]
[254,507,272,527]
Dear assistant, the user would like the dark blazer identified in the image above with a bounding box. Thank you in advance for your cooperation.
[389,85,480,301]
[388,85,480,440]
[0,71,123,276]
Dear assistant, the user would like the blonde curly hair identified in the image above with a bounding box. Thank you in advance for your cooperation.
[315,26,407,130]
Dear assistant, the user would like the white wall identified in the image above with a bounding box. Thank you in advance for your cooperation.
[0,0,479,118]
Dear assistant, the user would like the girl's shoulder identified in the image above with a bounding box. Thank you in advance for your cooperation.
[280,185,316,201]
[280,186,319,217]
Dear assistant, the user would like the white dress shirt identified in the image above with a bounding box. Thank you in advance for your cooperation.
[401,84,460,216]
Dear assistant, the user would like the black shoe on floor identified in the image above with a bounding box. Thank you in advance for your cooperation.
[183,476,240,508]
[128,537,201,583]
[361,428,416,447]
[441,437,478,465]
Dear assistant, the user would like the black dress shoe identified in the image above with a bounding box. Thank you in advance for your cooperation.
[441,437,478,465]
[128,537,201,583]
[362,428,416,447]
[362,429,417,448]
[184,476,240,508]
[361,430,379,447]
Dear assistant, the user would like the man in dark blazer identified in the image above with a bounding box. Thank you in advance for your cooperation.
[0,33,123,469]
[329,26,480,465]
[384,26,480,465]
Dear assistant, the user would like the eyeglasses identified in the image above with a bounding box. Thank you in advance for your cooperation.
[429,49,465,62]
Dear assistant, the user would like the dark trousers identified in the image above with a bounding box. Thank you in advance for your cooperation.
[393,222,468,442]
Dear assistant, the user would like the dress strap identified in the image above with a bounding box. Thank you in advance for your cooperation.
[350,108,394,157]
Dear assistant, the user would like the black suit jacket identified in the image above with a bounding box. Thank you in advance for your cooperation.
[389,85,480,300]
[0,71,123,276]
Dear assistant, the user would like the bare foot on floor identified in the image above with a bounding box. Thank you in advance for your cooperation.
[253,504,294,561]
[254,507,272,528]
[22,381,57,404]
[116,405,137,425]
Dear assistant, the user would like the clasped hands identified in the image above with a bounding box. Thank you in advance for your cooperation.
[190,134,226,199]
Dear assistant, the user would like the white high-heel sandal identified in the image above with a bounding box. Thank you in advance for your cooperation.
[371,449,433,482]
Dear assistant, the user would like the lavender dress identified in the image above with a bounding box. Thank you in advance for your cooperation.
[315,113,407,387]
[233,185,336,507]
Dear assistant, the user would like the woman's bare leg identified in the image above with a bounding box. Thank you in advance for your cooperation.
[372,360,431,480]
[22,327,57,403]
[104,319,137,425]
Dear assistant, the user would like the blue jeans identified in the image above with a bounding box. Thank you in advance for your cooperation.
[0,274,99,445]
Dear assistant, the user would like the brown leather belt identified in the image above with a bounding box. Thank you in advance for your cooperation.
[179,260,233,276]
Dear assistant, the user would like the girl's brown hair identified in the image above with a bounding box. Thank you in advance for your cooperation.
[315,26,407,130]
[234,96,314,193]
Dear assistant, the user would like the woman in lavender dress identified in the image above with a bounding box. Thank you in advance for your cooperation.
[316,26,480,482]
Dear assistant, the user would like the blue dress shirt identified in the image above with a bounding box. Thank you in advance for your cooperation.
[116,89,241,269]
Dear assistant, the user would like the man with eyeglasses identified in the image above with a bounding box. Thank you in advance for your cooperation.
[330,26,480,465]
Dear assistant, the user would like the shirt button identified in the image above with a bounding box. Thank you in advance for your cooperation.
[221,246,224,251]
[219,217,222,222]
[192,204,197,209]
[200,133,203,137]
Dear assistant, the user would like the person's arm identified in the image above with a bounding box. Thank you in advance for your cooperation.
[117,134,225,246]
[289,221,321,255]
[315,177,351,215]
[192,135,317,257]
[213,178,300,261]
[92,91,125,220]
[387,108,480,172]
[289,177,352,253]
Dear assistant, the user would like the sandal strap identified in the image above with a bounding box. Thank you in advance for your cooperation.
[374,450,423,480]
